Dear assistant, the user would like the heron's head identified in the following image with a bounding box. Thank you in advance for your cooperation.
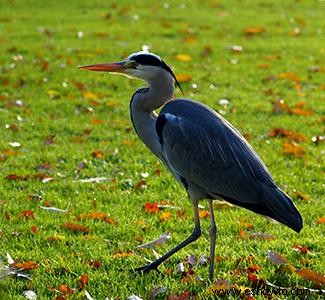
[79,51,183,93]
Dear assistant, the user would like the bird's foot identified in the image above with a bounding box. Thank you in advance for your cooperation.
[135,263,160,274]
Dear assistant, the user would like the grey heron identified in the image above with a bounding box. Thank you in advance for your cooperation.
[79,51,303,280]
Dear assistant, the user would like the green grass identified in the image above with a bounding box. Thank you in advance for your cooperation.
[0,0,324,299]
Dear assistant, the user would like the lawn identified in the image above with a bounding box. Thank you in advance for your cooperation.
[0,0,324,299]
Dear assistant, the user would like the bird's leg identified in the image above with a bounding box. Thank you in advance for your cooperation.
[135,201,201,273]
[208,199,217,280]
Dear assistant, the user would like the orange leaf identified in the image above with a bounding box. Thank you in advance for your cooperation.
[31,226,38,233]
[316,217,325,224]
[283,141,305,157]
[79,274,89,289]
[134,179,147,191]
[90,118,105,125]
[296,269,325,285]
[144,202,159,214]
[268,128,307,143]
[83,91,98,99]
[289,107,314,116]
[61,222,90,233]
[176,74,192,83]
[21,210,35,218]
[277,72,301,82]
[92,150,104,159]
[88,260,102,269]
[199,210,210,219]
[247,273,266,287]
[293,244,310,254]
[15,261,39,270]
[175,54,192,62]
[159,211,172,222]
[77,211,117,224]
[244,27,266,36]
[58,284,74,296]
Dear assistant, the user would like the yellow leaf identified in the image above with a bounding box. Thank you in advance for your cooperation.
[175,54,192,62]
[176,73,192,82]
[83,91,98,99]
[159,211,171,222]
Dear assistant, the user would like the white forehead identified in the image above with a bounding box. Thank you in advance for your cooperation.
[126,51,162,61]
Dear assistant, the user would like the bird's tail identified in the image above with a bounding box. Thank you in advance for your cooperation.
[262,185,303,233]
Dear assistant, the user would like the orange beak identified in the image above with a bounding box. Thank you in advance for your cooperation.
[78,62,126,73]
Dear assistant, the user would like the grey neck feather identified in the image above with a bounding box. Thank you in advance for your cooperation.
[130,70,174,159]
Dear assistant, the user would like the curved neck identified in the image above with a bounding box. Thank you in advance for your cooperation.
[130,71,174,158]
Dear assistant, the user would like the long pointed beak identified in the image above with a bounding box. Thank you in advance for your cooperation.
[78,61,126,73]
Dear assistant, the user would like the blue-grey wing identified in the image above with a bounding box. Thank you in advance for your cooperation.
[156,99,302,232]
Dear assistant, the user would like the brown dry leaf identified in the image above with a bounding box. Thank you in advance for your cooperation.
[199,210,209,219]
[61,222,90,233]
[46,235,64,242]
[21,210,35,218]
[201,45,213,57]
[79,274,89,289]
[277,72,301,83]
[283,141,305,157]
[293,244,310,254]
[296,269,325,285]
[267,250,287,265]
[176,74,192,83]
[166,290,190,300]
[31,226,38,233]
[122,139,133,146]
[88,260,102,269]
[83,91,98,99]
[175,54,192,62]
[295,191,311,201]
[247,265,261,273]
[247,273,266,288]
[248,231,275,240]
[159,211,172,222]
[134,179,147,191]
[58,284,74,296]
[6,174,28,181]
[92,150,104,159]
[268,128,307,143]
[290,107,314,116]
[244,27,266,36]
[183,37,197,44]
[144,202,159,214]
[14,261,39,270]
[316,217,325,224]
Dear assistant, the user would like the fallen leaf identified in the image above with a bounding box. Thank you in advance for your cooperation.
[296,269,325,285]
[283,141,305,157]
[136,232,171,249]
[128,295,143,300]
[175,74,192,83]
[199,210,209,219]
[271,99,289,114]
[14,261,39,270]
[278,72,301,83]
[22,290,37,300]
[30,226,38,233]
[40,206,67,213]
[247,265,261,273]
[244,27,266,36]
[134,180,147,191]
[112,250,133,258]
[57,284,74,296]
[242,231,275,240]
[294,191,311,201]
[166,290,190,300]
[247,273,266,288]
[159,211,172,222]
[290,107,314,116]
[293,244,310,254]
[267,250,287,265]
[175,54,192,62]
[88,260,102,269]
[79,274,89,289]
[61,222,90,233]
[76,177,108,183]
[21,210,35,219]
[268,128,307,143]
[83,91,97,99]
[316,217,325,224]
[92,150,104,159]
[144,202,159,214]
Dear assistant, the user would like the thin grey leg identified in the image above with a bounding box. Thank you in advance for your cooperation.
[136,201,201,273]
[208,199,217,280]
